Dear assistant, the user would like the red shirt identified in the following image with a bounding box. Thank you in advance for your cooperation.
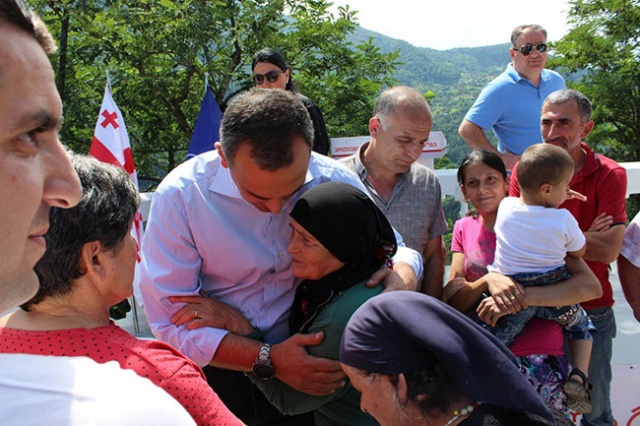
[511,143,627,309]
[0,322,242,426]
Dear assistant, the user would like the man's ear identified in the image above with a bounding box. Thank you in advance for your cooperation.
[581,120,595,140]
[215,142,229,169]
[79,241,106,281]
[369,117,380,138]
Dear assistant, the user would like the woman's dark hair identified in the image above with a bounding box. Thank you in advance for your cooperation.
[457,149,507,185]
[251,47,294,91]
[22,155,139,310]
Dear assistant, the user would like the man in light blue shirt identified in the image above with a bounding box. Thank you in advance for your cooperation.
[459,24,565,170]
[139,88,422,425]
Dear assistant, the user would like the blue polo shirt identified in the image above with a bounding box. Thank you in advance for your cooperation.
[464,63,565,155]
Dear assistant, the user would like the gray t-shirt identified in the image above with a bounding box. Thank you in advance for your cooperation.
[340,143,448,254]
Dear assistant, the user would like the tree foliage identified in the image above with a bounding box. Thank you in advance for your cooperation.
[549,0,640,162]
[30,0,399,186]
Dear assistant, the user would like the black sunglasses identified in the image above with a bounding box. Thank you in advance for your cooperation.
[513,43,548,56]
[253,70,284,85]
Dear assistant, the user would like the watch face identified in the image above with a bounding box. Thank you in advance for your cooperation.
[253,363,275,380]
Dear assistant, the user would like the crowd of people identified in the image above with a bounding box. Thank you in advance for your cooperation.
[1,2,638,425]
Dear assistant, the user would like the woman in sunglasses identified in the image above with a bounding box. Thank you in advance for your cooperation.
[252,48,331,156]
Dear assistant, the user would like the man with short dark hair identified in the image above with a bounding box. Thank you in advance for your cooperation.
[139,88,422,425]
[459,24,566,170]
[0,2,81,313]
[511,89,627,426]
[341,86,447,297]
[0,2,196,424]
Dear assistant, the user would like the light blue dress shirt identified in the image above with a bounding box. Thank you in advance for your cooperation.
[139,151,422,367]
[464,63,566,155]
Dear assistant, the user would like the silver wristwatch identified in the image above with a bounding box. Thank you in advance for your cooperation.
[251,343,275,380]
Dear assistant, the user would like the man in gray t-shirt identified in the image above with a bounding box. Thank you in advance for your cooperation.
[341,86,447,298]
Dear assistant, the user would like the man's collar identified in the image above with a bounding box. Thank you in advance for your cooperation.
[209,165,241,198]
[209,160,313,200]
[507,62,543,85]
[354,141,370,179]
[576,142,599,177]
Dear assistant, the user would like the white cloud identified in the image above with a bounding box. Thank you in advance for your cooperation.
[329,0,572,50]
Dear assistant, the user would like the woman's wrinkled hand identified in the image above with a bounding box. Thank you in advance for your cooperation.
[169,290,254,335]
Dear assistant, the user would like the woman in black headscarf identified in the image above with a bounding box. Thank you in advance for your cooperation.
[340,291,575,426]
[249,182,397,426]
[251,47,331,156]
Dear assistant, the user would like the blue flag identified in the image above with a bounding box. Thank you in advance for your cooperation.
[186,86,222,160]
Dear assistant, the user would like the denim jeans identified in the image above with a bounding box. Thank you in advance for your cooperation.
[491,266,595,346]
[581,307,616,426]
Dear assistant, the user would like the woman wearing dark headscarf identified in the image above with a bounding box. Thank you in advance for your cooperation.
[251,47,331,156]
[247,181,397,425]
[340,292,576,426]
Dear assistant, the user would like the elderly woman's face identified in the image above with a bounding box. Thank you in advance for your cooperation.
[342,364,408,426]
[287,219,344,280]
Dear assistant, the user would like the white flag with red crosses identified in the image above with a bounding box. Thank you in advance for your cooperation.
[89,83,144,271]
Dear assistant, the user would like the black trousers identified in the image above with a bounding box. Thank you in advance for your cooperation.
[203,366,315,426]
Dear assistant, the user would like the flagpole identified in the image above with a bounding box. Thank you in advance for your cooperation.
[89,77,143,335]
[106,70,112,93]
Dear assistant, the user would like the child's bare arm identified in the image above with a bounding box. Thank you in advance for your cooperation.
[568,243,587,258]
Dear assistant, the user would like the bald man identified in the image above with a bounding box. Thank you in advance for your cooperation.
[341,86,447,297]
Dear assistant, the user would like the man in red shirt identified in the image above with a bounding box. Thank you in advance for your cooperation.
[510,89,627,426]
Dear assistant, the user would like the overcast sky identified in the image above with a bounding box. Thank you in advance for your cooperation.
[328,0,573,50]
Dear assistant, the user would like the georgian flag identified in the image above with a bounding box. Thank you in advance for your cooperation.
[89,83,144,272]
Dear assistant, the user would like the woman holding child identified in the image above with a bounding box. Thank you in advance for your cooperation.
[444,149,601,413]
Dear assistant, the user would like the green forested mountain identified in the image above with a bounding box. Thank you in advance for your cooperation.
[349,26,513,167]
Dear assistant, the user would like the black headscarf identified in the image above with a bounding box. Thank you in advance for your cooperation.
[288,182,397,334]
[340,292,553,421]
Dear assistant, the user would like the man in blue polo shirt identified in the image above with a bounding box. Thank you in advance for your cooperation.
[459,24,565,170]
